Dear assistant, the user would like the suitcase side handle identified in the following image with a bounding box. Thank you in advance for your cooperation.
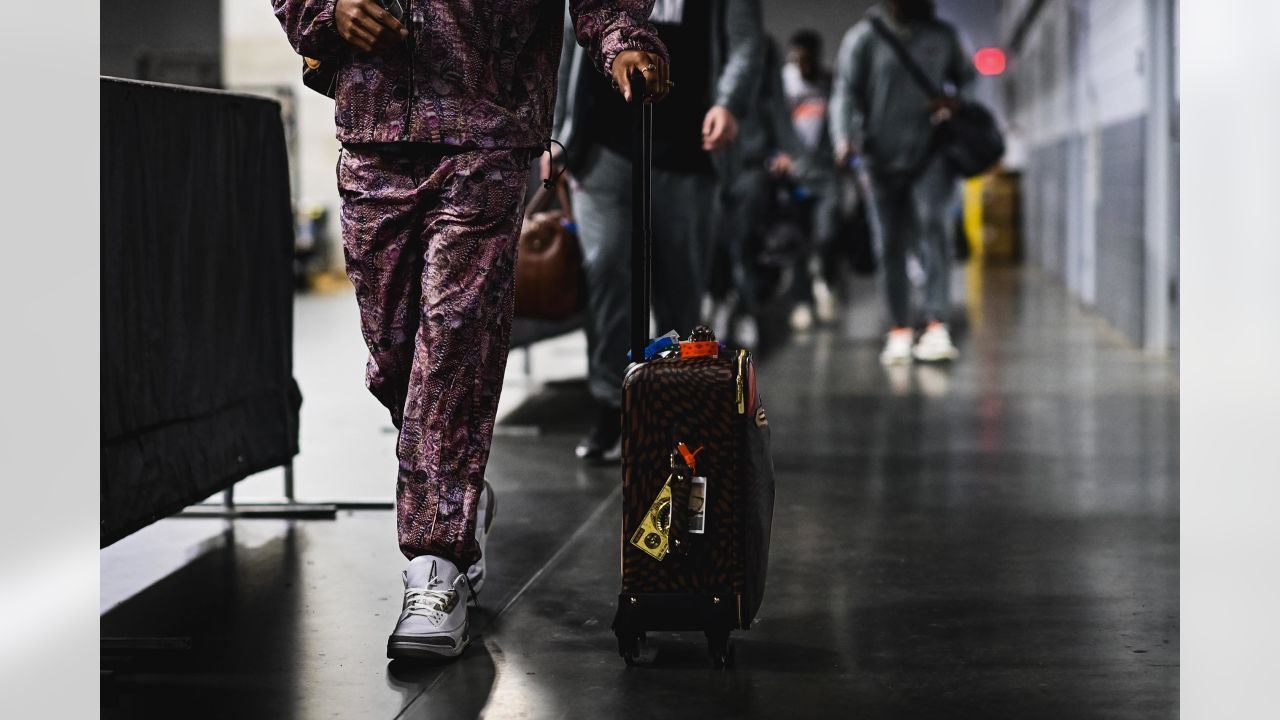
[629,69,654,365]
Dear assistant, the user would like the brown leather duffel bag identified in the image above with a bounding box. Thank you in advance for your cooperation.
[515,178,582,321]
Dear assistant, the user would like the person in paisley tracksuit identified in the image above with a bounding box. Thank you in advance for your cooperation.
[272,0,670,660]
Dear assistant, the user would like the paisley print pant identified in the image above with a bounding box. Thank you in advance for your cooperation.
[337,143,529,567]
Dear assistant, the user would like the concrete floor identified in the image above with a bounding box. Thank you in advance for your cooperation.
[100,267,1179,719]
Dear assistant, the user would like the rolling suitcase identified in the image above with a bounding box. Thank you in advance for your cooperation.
[611,72,776,669]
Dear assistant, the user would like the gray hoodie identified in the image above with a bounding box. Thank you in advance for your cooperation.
[829,5,975,175]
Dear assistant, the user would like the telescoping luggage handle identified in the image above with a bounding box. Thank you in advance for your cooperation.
[629,70,654,365]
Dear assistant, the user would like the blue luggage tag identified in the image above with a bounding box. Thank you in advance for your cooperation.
[626,331,680,362]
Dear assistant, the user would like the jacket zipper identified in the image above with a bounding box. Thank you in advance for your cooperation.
[404,1,414,139]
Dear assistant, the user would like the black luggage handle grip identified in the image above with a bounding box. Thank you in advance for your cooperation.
[630,70,653,365]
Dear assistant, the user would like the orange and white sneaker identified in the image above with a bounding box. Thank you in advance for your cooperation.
[913,323,959,362]
[880,328,915,366]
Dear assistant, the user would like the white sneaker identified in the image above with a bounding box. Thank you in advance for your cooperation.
[880,329,915,366]
[387,556,471,659]
[710,300,732,342]
[733,314,759,350]
[789,303,814,332]
[466,481,496,594]
[813,279,838,324]
[913,324,959,362]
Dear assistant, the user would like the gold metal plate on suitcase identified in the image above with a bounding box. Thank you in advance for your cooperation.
[629,477,673,561]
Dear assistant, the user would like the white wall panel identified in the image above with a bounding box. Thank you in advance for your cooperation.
[1084,0,1148,127]
[1003,0,1168,346]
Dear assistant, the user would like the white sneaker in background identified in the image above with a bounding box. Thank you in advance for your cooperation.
[466,481,496,594]
[789,303,814,332]
[733,314,760,350]
[913,323,959,362]
[387,556,471,660]
[879,328,915,366]
[813,279,838,324]
[710,300,732,342]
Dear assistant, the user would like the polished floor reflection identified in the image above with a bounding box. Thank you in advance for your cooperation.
[101,268,1179,719]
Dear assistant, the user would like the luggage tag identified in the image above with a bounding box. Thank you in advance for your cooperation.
[688,477,707,534]
[679,340,719,358]
[677,442,707,535]
[679,325,721,359]
[628,442,706,561]
[627,330,681,362]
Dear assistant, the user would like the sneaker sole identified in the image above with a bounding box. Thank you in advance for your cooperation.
[387,624,470,660]
[913,350,959,362]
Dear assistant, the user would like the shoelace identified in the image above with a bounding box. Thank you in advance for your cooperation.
[405,587,455,619]
[404,574,479,622]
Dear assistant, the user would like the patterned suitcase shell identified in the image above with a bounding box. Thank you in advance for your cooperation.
[613,347,775,666]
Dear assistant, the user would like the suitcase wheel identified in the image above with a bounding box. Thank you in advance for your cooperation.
[619,631,647,667]
[706,631,734,670]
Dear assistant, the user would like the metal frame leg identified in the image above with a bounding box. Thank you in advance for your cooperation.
[178,462,393,520]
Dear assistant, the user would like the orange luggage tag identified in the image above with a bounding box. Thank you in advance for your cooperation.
[679,325,721,358]
[679,340,719,358]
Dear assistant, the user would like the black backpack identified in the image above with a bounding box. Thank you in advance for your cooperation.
[870,17,1005,179]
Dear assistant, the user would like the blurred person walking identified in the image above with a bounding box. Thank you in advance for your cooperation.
[272,0,668,661]
[552,0,764,464]
[708,35,799,349]
[829,0,975,363]
[782,29,841,331]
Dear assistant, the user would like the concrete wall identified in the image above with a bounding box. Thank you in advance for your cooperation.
[1001,0,1177,350]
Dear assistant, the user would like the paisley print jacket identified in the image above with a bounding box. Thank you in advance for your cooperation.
[273,0,666,148]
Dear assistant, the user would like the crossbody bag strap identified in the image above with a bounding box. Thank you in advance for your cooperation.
[870,17,943,100]
[869,17,948,183]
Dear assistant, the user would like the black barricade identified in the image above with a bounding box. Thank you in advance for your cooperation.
[101,78,301,546]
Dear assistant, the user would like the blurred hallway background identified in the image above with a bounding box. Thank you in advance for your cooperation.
[101,1,1179,717]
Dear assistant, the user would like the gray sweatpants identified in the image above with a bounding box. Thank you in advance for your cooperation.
[865,155,960,327]
[571,145,715,408]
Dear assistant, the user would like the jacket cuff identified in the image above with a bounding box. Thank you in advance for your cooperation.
[599,26,669,86]
[714,91,746,119]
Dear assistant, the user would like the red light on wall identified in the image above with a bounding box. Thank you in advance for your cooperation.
[974,48,1006,76]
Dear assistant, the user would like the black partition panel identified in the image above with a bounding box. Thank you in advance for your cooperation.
[101,77,301,546]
